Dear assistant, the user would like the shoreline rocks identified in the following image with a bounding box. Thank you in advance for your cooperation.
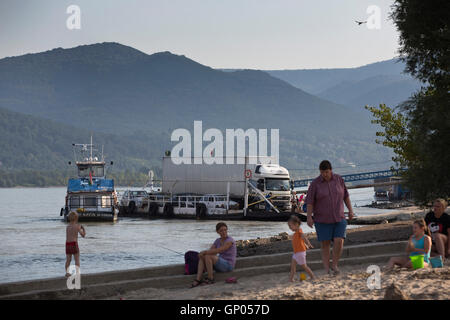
[237,221,414,257]
[364,201,416,210]
[349,207,427,225]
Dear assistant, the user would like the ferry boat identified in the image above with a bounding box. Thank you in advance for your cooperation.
[60,137,119,222]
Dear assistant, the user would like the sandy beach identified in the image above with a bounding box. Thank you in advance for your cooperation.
[105,214,450,301]
[109,260,450,300]
[2,208,448,300]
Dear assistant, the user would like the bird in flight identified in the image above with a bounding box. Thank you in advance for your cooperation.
[355,20,367,25]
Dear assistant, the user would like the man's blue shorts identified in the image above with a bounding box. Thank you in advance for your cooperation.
[314,218,347,242]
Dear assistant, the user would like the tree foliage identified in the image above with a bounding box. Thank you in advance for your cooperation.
[365,104,410,166]
[390,0,450,88]
[367,0,450,205]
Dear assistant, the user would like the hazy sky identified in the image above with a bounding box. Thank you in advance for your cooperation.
[0,0,400,69]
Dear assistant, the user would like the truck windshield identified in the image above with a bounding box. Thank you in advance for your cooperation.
[265,178,290,191]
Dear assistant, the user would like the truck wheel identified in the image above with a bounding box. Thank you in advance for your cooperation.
[128,202,136,215]
[148,202,158,216]
[163,203,174,218]
[196,204,207,219]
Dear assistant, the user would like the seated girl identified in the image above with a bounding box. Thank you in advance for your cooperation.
[387,219,432,270]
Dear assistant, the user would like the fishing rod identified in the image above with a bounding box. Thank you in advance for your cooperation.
[155,243,185,256]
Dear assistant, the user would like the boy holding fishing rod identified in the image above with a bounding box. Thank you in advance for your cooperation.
[65,211,86,277]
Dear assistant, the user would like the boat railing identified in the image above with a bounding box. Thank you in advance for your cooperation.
[67,194,118,210]
[147,194,233,209]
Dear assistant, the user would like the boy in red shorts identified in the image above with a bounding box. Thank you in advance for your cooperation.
[65,211,86,277]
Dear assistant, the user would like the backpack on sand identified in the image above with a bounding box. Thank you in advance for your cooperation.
[184,251,199,275]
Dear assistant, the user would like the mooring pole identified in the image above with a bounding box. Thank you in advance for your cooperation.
[244,156,248,216]
[226,181,230,211]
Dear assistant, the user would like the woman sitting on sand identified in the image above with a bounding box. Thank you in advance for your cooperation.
[387,219,432,270]
[191,222,237,287]
[425,199,450,260]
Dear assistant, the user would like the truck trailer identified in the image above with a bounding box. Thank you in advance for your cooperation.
[162,156,292,211]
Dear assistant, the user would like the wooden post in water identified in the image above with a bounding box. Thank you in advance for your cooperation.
[244,156,248,216]
[226,181,230,212]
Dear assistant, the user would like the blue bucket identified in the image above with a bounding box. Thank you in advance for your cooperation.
[430,256,443,268]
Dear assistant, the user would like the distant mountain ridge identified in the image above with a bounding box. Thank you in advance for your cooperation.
[266,58,409,93]
[266,58,422,111]
[0,42,366,135]
[316,74,421,110]
[0,42,394,185]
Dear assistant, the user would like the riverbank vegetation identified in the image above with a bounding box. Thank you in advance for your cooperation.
[0,170,153,188]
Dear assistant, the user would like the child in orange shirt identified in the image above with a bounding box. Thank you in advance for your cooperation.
[288,215,315,281]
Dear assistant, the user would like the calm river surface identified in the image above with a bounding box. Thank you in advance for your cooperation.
[0,187,390,283]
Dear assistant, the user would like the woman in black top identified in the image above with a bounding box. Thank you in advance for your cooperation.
[425,199,450,259]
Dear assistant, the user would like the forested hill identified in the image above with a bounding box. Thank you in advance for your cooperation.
[0,107,166,186]
[0,42,372,137]
[0,42,394,186]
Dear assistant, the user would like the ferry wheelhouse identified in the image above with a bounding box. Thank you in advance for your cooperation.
[60,138,119,222]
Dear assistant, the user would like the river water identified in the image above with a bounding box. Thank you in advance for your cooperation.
[0,187,390,283]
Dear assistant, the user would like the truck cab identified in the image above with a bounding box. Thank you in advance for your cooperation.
[250,164,292,211]
[119,189,149,213]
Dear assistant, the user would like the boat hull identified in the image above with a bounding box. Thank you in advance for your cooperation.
[68,211,118,222]
[119,207,306,222]
[63,209,118,222]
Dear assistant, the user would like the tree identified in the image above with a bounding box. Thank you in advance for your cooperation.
[390,0,450,88]
[366,0,450,205]
[365,104,410,166]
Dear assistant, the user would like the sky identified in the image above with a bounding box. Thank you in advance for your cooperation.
[0,0,400,69]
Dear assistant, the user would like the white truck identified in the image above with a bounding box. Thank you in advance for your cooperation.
[161,156,292,212]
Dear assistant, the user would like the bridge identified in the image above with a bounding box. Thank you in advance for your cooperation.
[292,169,406,189]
